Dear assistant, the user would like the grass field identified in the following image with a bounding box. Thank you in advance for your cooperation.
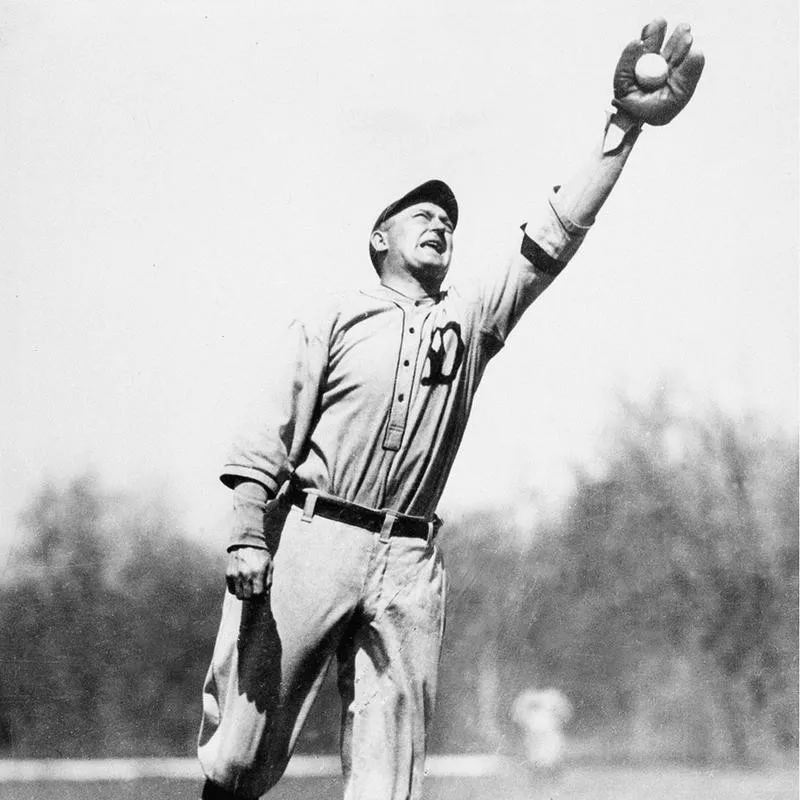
[0,766,796,800]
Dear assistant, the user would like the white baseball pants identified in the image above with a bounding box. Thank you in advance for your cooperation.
[198,502,446,799]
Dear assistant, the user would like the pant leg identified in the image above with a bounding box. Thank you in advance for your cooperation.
[198,507,371,798]
[338,536,446,800]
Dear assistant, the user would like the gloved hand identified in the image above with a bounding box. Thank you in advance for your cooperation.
[613,18,705,126]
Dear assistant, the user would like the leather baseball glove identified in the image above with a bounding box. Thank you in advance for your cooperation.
[613,18,705,126]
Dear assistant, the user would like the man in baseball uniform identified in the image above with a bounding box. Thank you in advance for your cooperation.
[198,19,704,800]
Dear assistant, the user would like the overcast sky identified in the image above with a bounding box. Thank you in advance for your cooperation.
[2,0,797,560]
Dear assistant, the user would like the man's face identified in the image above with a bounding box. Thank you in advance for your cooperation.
[376,202,455,281]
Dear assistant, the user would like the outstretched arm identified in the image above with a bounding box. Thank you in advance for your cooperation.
[552,18,705,229]
[481,19,705,346]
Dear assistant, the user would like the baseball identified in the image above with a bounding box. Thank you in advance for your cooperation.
[634,52,669,90]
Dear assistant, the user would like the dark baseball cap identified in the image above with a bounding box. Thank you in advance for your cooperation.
[371,179,458,232]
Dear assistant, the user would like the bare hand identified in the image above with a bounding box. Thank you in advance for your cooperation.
[613,18,705,126]
[225,546,274,600]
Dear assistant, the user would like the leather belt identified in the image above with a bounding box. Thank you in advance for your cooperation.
[287,485,439,542]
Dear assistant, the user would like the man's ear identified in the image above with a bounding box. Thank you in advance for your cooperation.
[370,228,388,254]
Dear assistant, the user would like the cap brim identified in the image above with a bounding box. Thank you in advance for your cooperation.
[372,179,458,231]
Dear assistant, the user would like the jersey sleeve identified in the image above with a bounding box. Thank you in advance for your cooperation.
[478,187,591,347]
[220,316,328,494]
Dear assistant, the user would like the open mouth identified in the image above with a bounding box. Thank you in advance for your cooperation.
[421,239,445,254]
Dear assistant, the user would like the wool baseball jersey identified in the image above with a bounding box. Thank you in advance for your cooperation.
[221,192,588,533]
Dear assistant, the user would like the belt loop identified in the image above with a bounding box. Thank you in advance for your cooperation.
[428,514,442,544]
[379,512,397,543]
[301,492,318,523]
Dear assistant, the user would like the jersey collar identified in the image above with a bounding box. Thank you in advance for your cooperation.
[362,282,448,307]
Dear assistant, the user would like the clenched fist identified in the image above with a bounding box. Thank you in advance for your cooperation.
[613,18,705,126]
[226,546,274,601]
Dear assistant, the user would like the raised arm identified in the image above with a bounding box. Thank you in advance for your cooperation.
[552,18,705,229]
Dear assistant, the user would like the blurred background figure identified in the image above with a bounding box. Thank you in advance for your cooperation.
[512,688,573,776]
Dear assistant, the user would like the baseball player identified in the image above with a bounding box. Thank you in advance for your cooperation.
[198,19,704,800]
[512,688,573,773]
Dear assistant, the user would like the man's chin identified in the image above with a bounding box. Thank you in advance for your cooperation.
[418,265,450,291]
[417,257,450,275]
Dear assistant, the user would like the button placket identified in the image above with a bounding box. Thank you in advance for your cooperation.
[382,308,422,451]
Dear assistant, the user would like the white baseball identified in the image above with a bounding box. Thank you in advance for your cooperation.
[634,52,669,90]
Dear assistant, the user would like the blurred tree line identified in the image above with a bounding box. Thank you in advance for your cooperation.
[434,392,797,765]
[0,479,223,757]
[0,393,796,765]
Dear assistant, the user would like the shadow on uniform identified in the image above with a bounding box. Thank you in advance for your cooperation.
[238,600,282,715]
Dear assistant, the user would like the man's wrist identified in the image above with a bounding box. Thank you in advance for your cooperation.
[602,106,643,155]
[229,479,270,550]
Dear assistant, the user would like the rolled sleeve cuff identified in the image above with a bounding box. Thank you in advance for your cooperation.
[220,465,280,495]
[521,186,591,266]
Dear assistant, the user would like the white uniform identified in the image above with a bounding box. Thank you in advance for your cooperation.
[512,688,573,769]
[198,189,588,800]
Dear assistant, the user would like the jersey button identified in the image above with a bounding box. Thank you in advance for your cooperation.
[409,327,415,334]
[398,394,405,402]
[404,360,410,367]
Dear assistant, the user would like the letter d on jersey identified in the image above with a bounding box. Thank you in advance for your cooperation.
[421,322,465,386]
